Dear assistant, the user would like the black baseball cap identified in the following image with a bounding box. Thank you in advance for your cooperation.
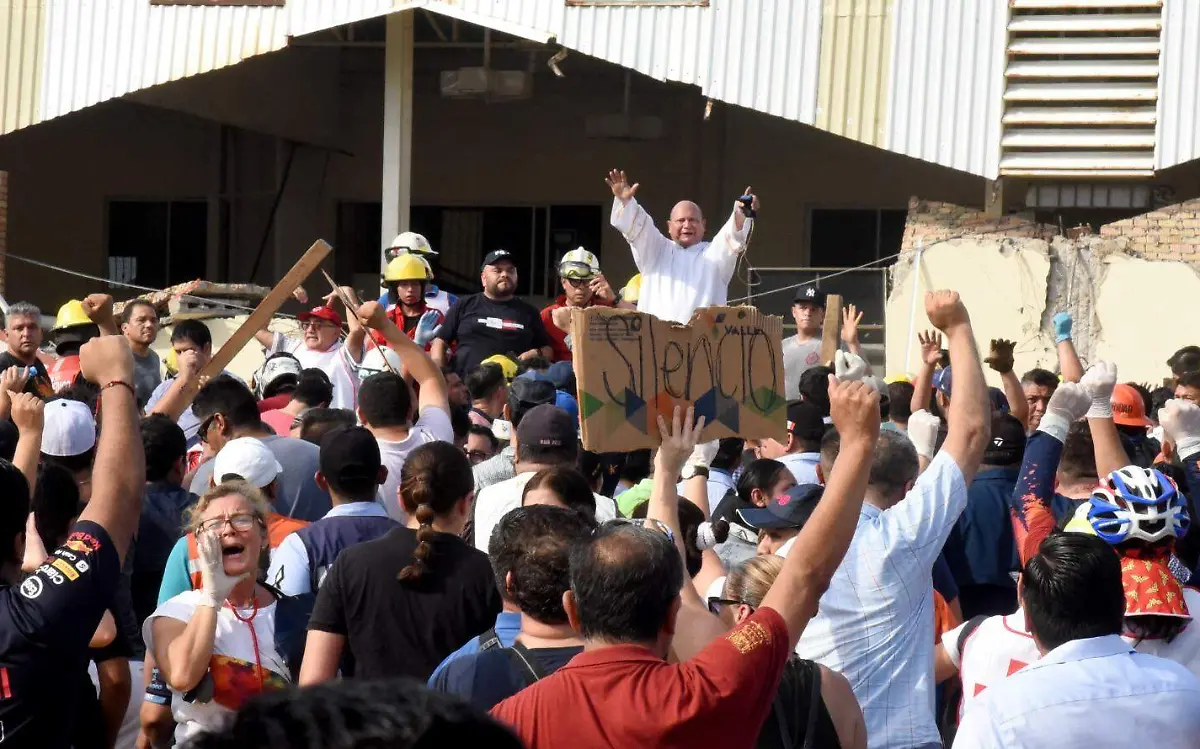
[737,484,823,530]
[983,413,1026,465]
[516,404,576,450]
[787,401,825,441]
[481,249,517,271]
[319,425,382,489]
[793,287,828,307]
[508,376,558,420]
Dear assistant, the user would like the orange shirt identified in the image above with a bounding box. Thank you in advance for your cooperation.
[491,607,791,749]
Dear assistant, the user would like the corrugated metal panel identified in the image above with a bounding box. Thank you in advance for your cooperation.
[0,0,44,136]
[885,0,1009,178]
[815,0,891,146]
[1156,0,1200,168]
[39,0,291,124]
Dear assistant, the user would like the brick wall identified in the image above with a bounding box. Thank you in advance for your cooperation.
[1099,197,1200,262]
[0,171,6,295]
[900,197,1056,254]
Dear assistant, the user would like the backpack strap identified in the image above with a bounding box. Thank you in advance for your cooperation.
[801,659,823,749]
[507,642,551,686]
[477,628,503,652]
[955,615,989,661]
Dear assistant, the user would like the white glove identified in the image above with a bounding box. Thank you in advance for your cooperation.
[1160,399,1200,459]
[683,439,719,477]
[834,351,869,382]
[1037,382,1092,443]
[1080,361,1117,419]
[196,530,248,608]
[908,409,941,460]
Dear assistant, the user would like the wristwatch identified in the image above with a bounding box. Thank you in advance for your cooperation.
[681,464,710,480]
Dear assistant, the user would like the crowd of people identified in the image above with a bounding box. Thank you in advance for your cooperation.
[3,171,1200,749]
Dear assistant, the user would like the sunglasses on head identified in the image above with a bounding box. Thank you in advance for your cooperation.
[707,597,752,616]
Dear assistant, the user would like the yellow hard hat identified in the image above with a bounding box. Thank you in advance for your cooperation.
[620,274,642,304]
[383,254,431,283]
[165,348,178,377]
[482,354,518,382]
[885,374,912,385]
[53,300,91,331]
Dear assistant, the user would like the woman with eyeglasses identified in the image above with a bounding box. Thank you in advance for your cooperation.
[145,481,292,744]
[710,556,866,749]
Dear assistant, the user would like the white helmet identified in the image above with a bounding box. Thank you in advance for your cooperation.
[558,247,600,280]
[357,346,403,382]
[253,353,302,399]
[387,232,436,257]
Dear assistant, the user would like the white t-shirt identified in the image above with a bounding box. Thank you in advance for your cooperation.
[375,406,456,522]
[143,590,290,743]
[945,588,1200,718]
[783,335,824,401]
[269,333,359,411]
[610,197,749,324]
[474,471,619,553]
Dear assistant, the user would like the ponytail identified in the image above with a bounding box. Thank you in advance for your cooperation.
[396,441,474,583]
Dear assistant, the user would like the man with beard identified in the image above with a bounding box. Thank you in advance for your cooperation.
[431,250,552,377]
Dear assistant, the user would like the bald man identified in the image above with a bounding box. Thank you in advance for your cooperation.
[606,169,758,324]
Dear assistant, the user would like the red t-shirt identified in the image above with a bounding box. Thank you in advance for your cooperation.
[540,296,615,363]
[490,607,791,749]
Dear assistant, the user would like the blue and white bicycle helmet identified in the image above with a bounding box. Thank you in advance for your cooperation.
[1086,466,1189,545]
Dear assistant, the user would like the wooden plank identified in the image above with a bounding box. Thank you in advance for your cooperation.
[819,294,842,366]
[200,239,333,379]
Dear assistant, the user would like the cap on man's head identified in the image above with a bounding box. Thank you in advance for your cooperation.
[516,404,576,449]
[1112,383,1151,427]
[297,306,343,328]
[983,414,1026,465]
[737,484,823,530]
[508,376,557,415]
[319,425,382,488]
[482,354,518,382]
[793,287,828,308]
[545,361,576,393]
[786,401,825,442]
[42,399,97,457]
[481,249,516,272]
[212,436,282,489]
[988,387,1010,415]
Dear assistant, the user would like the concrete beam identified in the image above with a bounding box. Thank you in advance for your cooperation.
[381,11,415,275]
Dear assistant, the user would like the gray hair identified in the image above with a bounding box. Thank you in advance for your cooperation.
[818,427,918,498]
[4,303,41,329]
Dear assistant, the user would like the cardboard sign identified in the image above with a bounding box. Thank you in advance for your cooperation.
[571,305,787,452]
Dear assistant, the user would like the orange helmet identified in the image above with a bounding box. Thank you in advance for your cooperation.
[1111,384,1151,428]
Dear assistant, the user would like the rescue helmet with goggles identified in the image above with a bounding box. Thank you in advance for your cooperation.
[558,248,600,280]
[384,231,436,262]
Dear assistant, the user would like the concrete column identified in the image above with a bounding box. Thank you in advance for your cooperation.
[380,11,415,273]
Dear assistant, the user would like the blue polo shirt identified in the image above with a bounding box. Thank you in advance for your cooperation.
[945,467,1020,590]
[427,611,521,684]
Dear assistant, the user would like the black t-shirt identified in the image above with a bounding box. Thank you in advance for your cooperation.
[0,521,120,748]
[436,294,552,376]
[0,352,54,398]
[308,527,502,681]
[431,643,583,711]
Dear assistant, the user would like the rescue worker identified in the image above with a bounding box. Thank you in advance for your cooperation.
[381,231,457,314]
[540,249,616,363]
[382,253,445,352]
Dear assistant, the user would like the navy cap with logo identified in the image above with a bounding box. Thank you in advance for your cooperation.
[793,286,828,308]
[481,249,517,272]
[787,401,826,441]
[516,404,576,450]
[508,375,558,417]
[737,484,824,530]
[983,413,1026,465]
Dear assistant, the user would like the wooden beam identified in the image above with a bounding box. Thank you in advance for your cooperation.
[200,239,332,379]
[819,294,843,365]
[985,179,1005,217]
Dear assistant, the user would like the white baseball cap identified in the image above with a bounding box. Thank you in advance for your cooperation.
[41,399,97,457]
[211,437,283,489]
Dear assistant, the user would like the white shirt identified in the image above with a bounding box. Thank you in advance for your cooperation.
[269,332,359,411]
[143,590,289,743]
[782,336,824,401]
[610,197,750,324]
[375,406,455,521]
[778,451,821,486]
[788,450,969,749]
[954,634,1200,749]
[473,471,618,554]
[266,502,392,596]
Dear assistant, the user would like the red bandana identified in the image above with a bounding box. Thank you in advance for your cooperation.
[1121,545,1190,620]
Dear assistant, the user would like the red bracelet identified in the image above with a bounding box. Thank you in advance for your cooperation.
[101,380,136,397]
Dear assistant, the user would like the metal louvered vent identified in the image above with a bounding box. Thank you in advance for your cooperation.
[1001,0,1162,178]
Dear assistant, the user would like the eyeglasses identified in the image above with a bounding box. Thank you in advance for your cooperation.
[301,319,336,330]
[196,512,259,535]
[707,597,752,616]
[563,277,590,288]
[197,413,219,444]
[464,449,491,464]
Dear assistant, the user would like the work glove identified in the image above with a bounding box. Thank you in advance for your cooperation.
[196,530,249,609]
[908,409,941,460]
[1160,399,1200,460]
[1037,382,1091,443]
[1053,311,1073,344]
[833,351,869,383]
[413,310,443,347]
[682,439,719,479]
[1080,361,1118,420]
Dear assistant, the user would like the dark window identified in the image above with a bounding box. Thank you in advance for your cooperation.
[107,201,207,289]
[809,208,906,268]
